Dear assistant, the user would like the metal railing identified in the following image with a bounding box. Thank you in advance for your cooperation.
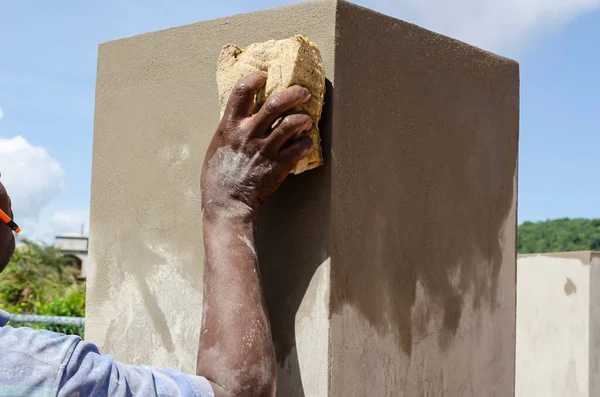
[7,313,85,336]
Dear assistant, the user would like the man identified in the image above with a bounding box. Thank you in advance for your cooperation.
[0,71,314,397]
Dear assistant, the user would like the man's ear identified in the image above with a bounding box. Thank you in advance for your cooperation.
[0,179,16,272]
[0,232,15,273]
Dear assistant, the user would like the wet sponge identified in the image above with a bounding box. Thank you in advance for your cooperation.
[216,35,326,174]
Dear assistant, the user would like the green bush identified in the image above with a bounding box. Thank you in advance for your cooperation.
[0,240,85,336]
[38,284,86,318]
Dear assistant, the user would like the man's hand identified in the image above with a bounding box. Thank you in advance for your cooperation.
[0,181,15,272]
[201,71,314,216]
[197,72,315,397]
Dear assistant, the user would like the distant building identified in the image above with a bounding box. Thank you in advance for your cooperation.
[53,233,89,280]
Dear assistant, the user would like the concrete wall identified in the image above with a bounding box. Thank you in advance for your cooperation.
[589,254,600,395]
[516,252,600,397]
[87,1,519,396]
[329,3,518,396]
[54,235,89,278]
[54,236,88,252]
[87,1,337,390]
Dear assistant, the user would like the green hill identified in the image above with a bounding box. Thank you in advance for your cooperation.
[517,218,600,254]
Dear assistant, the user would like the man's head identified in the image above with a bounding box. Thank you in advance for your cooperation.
[0,180,16,273]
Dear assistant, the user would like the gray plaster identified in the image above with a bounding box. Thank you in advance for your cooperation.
[589,253,600,396]
[87,1,519,396]
[87,2,336,394]
[328,2,518,395]
[516,252,600,397]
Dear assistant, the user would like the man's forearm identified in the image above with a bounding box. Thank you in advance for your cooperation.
[197,207,276,397]
[196,71,313,396]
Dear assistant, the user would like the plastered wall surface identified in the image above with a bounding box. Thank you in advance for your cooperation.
[328,3,518,396]
[88,1,519,396]
[590,254,600,396]
[516,252,600,397]
[87,3,336,390]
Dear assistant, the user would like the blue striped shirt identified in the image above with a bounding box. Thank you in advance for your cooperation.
[0,309,214,396]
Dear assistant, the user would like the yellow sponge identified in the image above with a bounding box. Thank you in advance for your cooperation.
[216,35,326,174]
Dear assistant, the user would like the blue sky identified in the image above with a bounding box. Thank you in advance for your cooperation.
[0,0,599,242]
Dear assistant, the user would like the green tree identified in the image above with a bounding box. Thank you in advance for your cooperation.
[518,218,600,254]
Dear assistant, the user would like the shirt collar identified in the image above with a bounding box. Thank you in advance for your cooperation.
[0,309,10,326]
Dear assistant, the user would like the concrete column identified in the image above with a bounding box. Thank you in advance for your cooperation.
[87,1,519,396]
[516,251,600,397]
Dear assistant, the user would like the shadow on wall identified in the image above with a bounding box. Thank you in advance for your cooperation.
[256,79,333,397]
[330,5,519,358]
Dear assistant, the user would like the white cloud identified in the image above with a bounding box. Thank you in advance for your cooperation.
[0,137,85,243]
[0,136,65,220]
[51,209,89,235]
[363,0,600,53]
[16,216,55,244]
[0,106,3,121]
[12,208,90,244]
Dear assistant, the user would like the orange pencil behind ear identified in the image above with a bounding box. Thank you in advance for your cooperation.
[0,208,20,234]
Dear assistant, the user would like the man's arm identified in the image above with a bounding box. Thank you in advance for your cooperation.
[197,71,314,397]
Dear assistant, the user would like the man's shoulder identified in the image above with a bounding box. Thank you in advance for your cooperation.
[0,311,215,396]
[0,323,82,395]
[0,323,82,366]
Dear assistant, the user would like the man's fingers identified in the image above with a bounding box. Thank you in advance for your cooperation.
[252,86,311,134]
[264,113,313,153]
[223,71,268,120]
[279,136,313,169]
